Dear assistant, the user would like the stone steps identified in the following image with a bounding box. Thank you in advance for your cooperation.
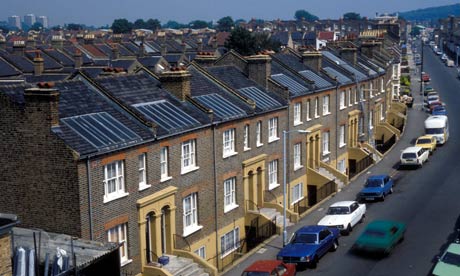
[162,255,209,276]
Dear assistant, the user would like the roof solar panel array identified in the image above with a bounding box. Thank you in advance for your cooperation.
[62,112,141,149]
[133,100,201,132]
[271,74,309,94]
[195,93,246,120]
[298,70,332,89]
[238,86,282,110]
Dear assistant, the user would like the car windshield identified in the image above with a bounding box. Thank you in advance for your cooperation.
[242,272,270,276]
[426,128,444,135]
[417,139,431,144]
[292,233,317,244]
[441,252,460,266]
[365,179,383,187]
[327,206,350,215]
[402,153,417,159]
[364,229,386,238]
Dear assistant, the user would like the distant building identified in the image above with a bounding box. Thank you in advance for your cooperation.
[24,14,36,27]
[8,15,21,29]
[37,15,48,28]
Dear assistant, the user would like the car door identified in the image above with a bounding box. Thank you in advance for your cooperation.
[388,226,400,248]
[318,229,332,256]
[349,203,359,226]
[383,176,392,195]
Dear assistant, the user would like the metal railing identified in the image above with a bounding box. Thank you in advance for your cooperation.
[349,154,374,179]
[245,199,260,212]
[317,180,336,203]
[376,134,396,154]
[293,197,310,215]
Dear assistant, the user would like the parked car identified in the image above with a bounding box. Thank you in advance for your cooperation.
[424,86,435,96]
[427,101,445,113]
[441,54,448,61]
[425,91,439,98]
[432,230,460,276]
[276,225,340,269]
[352,220,406,256]
[446,59,455,67]
[357,175,394,202]
[422,73,431,82]
[415,135,437,154]
[432,105,448,116]
[317,201,366,235]
[241,260,296,276]
[425,95,441,106]
[400,146,429,168]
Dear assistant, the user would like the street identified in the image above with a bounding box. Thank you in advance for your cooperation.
[224,42,460,276]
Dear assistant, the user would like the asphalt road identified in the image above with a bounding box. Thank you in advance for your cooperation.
[224,42,460,276]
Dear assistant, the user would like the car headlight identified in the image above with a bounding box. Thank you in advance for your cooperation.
[300,256,306,261]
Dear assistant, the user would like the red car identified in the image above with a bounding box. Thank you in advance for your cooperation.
[241,260,296,276]
[422,73,430,82]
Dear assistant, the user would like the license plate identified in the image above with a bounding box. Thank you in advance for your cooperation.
[366,197,374,200]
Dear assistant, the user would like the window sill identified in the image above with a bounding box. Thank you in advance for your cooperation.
[314,115,320,119]
[256,142,264,148]
[291,196,304,205]
[138,184,152,192]
[244,147,251,152]
[183,224,203,237]
[103,192,129,204]
[181,166,200,175]
[160,176,172,183]
[293,121,303,126]
[339,143,347,148]
[268,183,281,191]
[294,165,304,171]
[224,204,239,213]
[268,137,280,143]
[121,259,133,267]
[323,112,331,117]
[223,151,238,159]
[339,106,346,110]
[322,151,330,156]
[306,118,312,121]
[221,247,238,259]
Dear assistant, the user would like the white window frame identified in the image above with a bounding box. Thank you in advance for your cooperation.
[291,182,303,204]
[183,193,202,236]
[181,139,199,174]
[314,98,319,118]
[293,143,302,170]
[339,125,346,148]
[268,117,279,142]
[339,91,346,110]
[293,102,302,125]
[322,131,330,155]
[360,85,365,101]
[107,223,130,265]
[160,146,172,182]
[268,160,279,190]
[348,89,352,106]
[223,128,237,158]
[138,153,150,191]
[256,121,263,147]
[194,246,206,259]
[243,124,250,151]
[337,159,346,174]
[380,105,384,120]
[306,100,311,121]
[369,82,374,98]
[354,89,358,104]
[220,227,240,258]
[103,160,128,203]
[224,177,238,212]
[369,111,374,130]
[322,95,330,115]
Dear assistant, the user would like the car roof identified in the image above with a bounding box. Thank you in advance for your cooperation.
[243,260,284,272]
[296,225,326,234]
[366,220,405,231]
[330,201,356,207]
[446,243,460,255]
[416,135,434,140]
[402,146,422,153]
[367,175,388,180]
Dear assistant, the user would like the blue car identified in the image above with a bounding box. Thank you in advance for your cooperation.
[277,225,340,269]
[432,106,447,116]
[358,175,394,202]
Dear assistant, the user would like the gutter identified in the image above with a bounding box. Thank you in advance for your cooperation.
[86,157,94,240]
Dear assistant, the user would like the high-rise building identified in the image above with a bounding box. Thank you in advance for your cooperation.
[37,16,48,29]
[8,15,21,29]
[24,14,36,27]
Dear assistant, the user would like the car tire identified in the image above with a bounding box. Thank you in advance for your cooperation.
[381,194,385,201]
[390,187,393,194]
[359,213,365,223]
[309,256,318,269]
[346,224,352,234]
[330,239,339,252]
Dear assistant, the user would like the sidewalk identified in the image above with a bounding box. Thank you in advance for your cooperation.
[221,45,427,276]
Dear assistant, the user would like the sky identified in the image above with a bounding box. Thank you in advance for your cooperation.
[2,0,459,27]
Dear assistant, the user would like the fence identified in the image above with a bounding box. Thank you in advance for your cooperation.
[317,180,336,203]
[376,134,396,154]
[348,154,374,179]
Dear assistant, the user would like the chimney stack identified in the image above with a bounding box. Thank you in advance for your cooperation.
[301,50,323,72]
[194,52,217,67]
[160,67,191,101]
[246,53,271,90]
[74,49,83,69]
[24,84,60,128]
[111,44,120,60]
[340,46,357,66]
[197,38,203,52]
[51,35,64,49]
[33,51,44,76]
[12,40,26,56]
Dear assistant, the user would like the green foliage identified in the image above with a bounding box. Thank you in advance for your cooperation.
[66,23,84,31]
[343,12,361,20]
[254,32,281,53]
[410,26,421,36]
[133,19,146,29]
[133,18,161,31]
[217,16,234,32]
[400,75,411,86]
[225,27,281,56]
[163,20,187,29]
[111,18,133,34]
[235,19,246,26]
[399,3,460,21]
[294,10,319,21]
[189,20,211,29]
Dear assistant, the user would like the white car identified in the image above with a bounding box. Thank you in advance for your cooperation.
[317,201,366,235]
[400,146,429,168]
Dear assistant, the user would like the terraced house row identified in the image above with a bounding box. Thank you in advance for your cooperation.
[0,28,406,276]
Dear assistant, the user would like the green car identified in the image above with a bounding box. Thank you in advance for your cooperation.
[432,242,460,276]
[352,220,406,255]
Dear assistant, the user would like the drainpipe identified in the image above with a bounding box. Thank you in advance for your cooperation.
[335,79,339,173]
[86,157,94,240]
[212,124,220,270]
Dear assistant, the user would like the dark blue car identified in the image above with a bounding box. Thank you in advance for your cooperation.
[276,225,340,269]
[358,175,394,202]
[432,106,447,116]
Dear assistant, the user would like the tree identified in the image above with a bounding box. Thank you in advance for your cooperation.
[163,20,186,29]
[217,16,234,31]
[225,27,256,56]
[234,18,246,27]
[66,23,84,31]
[145,19,161,31]
[294,10,319,21]
[30,22,43,31]
[254,32,281,53]
[111,18,133,34]
[343,12,361,20]
[189,20,210,29]
[133,19,146,29]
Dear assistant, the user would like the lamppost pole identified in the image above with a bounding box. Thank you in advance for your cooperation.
[456,46,459,68]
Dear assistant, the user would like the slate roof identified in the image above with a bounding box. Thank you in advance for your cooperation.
[270,61,311,96]
[24,74,69,83]
[63,45,93,65]
[81,44,107,59]
[322,51,367,81]
[0,51,34,73]
[25,50,63,70]
[270,31,290,45]
[138,56,163,68]
[0,57,22,77]
[42,48,75,67]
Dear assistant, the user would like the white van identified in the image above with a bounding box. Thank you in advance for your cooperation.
[424,115,449,144]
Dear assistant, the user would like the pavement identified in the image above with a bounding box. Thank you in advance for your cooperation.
[221,46,428,276]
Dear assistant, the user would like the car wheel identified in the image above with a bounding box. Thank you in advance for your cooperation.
[390,187,393,194]
[381,194,385,201]
[330,239,339,252]
[359,213,365,223]
[346,224,352,234]
[309,256,318,269]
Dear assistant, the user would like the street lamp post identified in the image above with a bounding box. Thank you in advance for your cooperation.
[456,46,459,68]
[282,129,310,246]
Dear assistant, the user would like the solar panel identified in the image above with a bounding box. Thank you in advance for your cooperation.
[62,112,141,149]
[358,62,377,76]
[298,70,332,89]
[238,86,282,110]
[195,93,246,120]
[323,67,352,84]
[133,100,200,131]
[271,74,309,94]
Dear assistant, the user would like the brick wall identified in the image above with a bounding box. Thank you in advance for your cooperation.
[0,234,12,276]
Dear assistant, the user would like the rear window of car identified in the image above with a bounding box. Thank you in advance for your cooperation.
[402,153,417,159]
[417,139,431,144]
[327,206,350,215]
[242,272,270,276]
[364,229,386,238]
[365,179,383,187]
[292,233,317,244]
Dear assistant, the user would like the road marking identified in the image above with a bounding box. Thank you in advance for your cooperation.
[257,248,267,254]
